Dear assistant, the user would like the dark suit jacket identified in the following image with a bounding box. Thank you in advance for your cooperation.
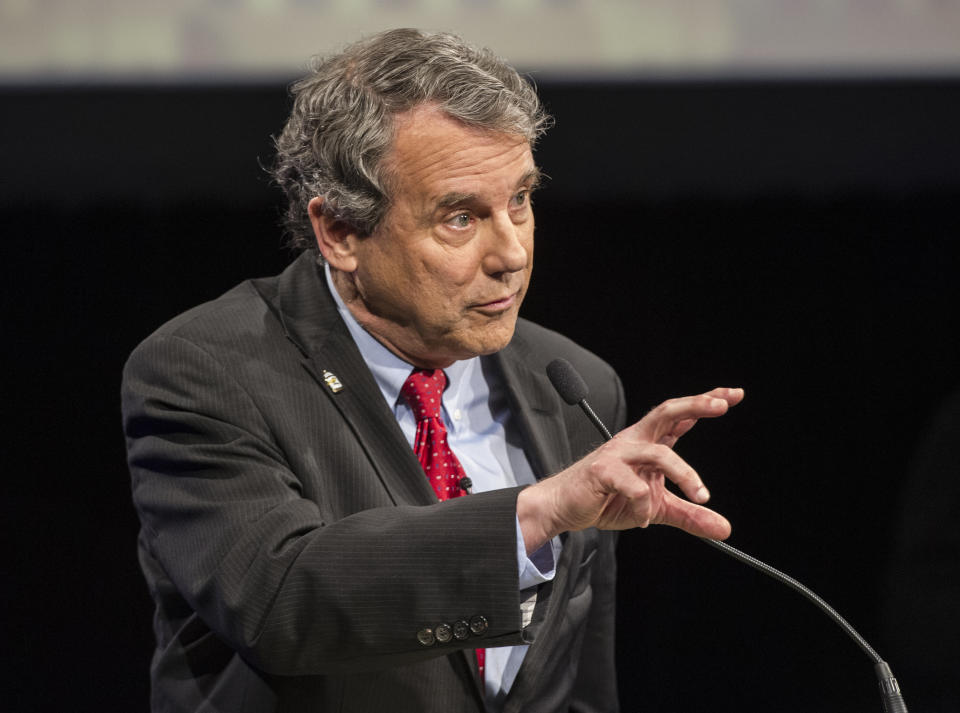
[122,253,626,713]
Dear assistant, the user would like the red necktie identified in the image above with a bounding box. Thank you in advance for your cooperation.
[400,369,485,685]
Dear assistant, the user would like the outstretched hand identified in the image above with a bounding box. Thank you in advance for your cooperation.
[517,387,744,553]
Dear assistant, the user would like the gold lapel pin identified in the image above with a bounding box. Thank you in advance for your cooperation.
[322,370,344,393]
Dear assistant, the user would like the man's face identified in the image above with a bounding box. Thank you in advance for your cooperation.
[337,105,538,368]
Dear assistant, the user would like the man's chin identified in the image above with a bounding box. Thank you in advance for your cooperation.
[432,322,517,364]
[467,321,520,358]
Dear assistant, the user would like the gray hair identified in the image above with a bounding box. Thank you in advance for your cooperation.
[270,28,552,252]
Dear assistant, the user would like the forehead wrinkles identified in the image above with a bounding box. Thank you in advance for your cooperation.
[383,109,533,209]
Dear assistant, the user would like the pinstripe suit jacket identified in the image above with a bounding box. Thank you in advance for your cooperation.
[122,252,626,713]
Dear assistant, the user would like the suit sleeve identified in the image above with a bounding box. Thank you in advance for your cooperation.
[123,333,525,676]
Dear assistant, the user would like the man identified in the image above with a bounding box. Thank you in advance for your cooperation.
[122,28,741,713]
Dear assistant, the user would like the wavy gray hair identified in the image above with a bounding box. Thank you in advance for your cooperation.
[270,28,552,252]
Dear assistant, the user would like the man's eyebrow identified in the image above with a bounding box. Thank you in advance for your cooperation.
[436,191,477,210]
[433,168,543,210]
[520,168,543,190]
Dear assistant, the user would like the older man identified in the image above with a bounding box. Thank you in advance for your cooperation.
[123,28,740,713]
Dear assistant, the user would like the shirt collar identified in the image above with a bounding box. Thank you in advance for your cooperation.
[324,263,475,413]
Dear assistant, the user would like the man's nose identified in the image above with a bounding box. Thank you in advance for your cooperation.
[482,211,530,275]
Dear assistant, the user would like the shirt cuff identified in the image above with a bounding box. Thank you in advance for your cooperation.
[515,515,560,590]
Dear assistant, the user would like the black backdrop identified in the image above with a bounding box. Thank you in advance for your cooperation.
[4,79,959,712]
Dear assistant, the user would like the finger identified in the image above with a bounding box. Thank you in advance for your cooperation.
[632,387,744,443]
[704,386,745,407]
[659,417,697,447]
[655,491,732,540]
[618,442,710,504]
[655,389,742,423]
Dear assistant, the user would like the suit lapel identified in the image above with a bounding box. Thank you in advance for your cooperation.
[275,255,436,506]
[493,328,572,481]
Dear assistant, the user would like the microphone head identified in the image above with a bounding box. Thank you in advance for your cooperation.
[546,358,589,405]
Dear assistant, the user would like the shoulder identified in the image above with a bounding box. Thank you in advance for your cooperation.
[507,318,626,431]
[145,277,280,347]
[511,317,620,387]
[122,271,289,389]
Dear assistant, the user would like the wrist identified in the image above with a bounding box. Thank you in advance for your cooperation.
[516,482,558,556]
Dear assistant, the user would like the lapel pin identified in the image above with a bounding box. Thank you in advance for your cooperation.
[322,369,344,393]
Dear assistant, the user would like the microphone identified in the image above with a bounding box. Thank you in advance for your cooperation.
[546,358,612,440]
[545,357,909,713]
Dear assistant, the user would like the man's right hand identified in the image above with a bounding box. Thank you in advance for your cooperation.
[516,387,744,553]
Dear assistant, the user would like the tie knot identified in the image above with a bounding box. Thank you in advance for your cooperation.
[401,369,447,421]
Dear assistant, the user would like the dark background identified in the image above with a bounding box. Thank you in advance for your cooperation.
[4,79,959,711]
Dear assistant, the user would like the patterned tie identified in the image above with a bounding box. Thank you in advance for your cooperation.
[400,368,485,685]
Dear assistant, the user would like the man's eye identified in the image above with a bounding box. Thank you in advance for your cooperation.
[512,190,529,207]
[449,213,471,228]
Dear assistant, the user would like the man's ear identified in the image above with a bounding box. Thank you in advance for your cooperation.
[308,196,360,272]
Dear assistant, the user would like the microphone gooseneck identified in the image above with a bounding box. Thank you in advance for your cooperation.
[545,358,909,713]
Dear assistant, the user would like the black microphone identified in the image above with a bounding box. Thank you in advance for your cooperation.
[546,358,613,440]
[545,357,909,713]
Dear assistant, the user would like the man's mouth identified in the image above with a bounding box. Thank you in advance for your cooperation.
[472,291,519,313]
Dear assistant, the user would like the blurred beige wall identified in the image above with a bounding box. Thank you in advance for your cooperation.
[2,0,959,80]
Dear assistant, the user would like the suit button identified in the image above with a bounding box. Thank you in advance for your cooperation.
[469,615,488,635]
[417,628,436,646]
[435,623,453,643]
[453,620,470,640]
